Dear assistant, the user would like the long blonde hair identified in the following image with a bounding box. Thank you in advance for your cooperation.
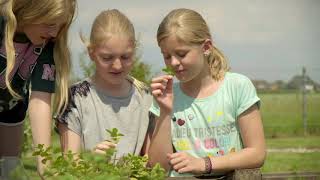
[81,9,148,93]
[0,0,76,114]
[157,8,229,80]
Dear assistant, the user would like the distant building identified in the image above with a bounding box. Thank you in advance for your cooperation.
[252,80,269,91]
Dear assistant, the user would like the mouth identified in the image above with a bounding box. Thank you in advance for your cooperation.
[109,72,123,75]
[176,69,185,74]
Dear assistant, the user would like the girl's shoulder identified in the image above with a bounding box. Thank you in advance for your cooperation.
[222,72,256,95]
[224,72,253,86]
[225,72,250,81]
[69,78,93,98]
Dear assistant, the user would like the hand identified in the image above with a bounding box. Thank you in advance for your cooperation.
[93,140,116,154]
[167,152,206,174]
[37,156,48,180]
[150,75,174,113]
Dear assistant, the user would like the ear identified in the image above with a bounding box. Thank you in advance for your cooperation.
[202,39,213,54]
[88,46,95,62]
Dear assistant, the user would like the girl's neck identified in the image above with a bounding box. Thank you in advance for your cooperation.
[92,74,131,97]
[180,69,224,99]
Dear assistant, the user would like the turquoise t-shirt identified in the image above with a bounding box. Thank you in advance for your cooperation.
[149,72,260,177]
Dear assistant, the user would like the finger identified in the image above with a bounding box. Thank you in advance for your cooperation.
[96,143,116,151]
[169,152,183,159]
[101,141,117,147]
[165,75,173,80]
[151,76,168,83]
[178,166,192,174]
[170,156,184,165]
[93,148,106,155]
[152,89,164,97]
[150,83,166,91]
[173,160,188,171]
[165,78,173,92]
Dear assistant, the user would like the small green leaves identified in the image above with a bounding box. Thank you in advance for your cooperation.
[106,128,124,144]
[31,128,165,179]
[162,66,175,76]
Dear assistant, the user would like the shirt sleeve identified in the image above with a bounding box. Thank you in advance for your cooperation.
[55,90,82,136]
[236,75,260,117]
[149,97,160,117]
[30,42,56,93]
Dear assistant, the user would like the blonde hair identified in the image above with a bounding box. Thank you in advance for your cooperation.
[0,0,76,114]
[81,9,148,93]
[157,8,229,80]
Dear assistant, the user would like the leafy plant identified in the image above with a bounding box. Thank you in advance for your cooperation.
[22,117,32,155]
[162,66,175,76]
[31,128,165,180]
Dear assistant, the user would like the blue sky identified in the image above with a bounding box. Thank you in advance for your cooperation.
[69,0,320,83]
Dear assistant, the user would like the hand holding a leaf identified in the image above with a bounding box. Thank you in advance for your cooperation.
[150,67,175,113]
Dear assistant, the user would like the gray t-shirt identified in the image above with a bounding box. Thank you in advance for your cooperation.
[56,78,152,157]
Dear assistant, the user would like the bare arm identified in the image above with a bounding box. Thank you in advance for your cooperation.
[147,75,174,171]
[148,113,173,171]
[28,91,53,174]
[140,113,155,156]
[57,123,81,153]
[209,104,266,172]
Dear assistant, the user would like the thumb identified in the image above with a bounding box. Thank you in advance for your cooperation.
[166,76,174,94]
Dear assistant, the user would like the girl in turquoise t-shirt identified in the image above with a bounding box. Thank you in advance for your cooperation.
[148,8,266,177]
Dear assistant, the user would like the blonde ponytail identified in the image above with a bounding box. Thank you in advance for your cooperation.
[126,75,149,95]
[207,46,230,81]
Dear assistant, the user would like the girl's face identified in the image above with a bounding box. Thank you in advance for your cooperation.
[159,35,208,83]
[22,20,63,45]
[90,35,135,86]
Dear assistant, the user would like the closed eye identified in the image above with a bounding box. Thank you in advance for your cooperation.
[176,51,188,58]
[102,56,113,61]
[121,55,131,61]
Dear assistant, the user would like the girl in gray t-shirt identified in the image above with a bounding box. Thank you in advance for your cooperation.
[55,9,152,158]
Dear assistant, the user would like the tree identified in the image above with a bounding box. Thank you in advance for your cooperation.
[287,75,316,90]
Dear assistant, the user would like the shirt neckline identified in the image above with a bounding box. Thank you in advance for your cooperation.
[177,72,229,102]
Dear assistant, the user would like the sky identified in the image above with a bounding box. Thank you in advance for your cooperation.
[68,0,320,83]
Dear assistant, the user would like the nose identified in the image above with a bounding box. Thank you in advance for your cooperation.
[47,26,59,38]
[112,58,122,70]
[171,56,180,67]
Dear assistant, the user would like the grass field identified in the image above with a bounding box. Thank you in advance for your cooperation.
[259,92,320,138]
[263,136,320,173]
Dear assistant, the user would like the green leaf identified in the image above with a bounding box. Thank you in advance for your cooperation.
[162,66,175,76]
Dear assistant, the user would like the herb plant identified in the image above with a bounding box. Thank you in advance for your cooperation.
[31,128,165,180]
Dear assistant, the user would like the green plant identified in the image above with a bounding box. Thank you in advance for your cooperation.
[22,117,32,155]
[31,128,165,180]
[162,66,175,76]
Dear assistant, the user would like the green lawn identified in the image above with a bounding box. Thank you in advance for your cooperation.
[266,136,320,149]
[259,92,320,138]
[262,136,320,173]
[262,152,320,172]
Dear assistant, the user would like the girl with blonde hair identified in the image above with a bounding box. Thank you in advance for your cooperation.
[0,0,76,177]
[56,9,152,159]
[148,8,266,177]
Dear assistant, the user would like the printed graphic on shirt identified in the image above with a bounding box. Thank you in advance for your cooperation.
[0,43,40,88]
[171,110,239,159]
[0,41,56,112]
[41,64,55,81]
[58,80,91,124]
